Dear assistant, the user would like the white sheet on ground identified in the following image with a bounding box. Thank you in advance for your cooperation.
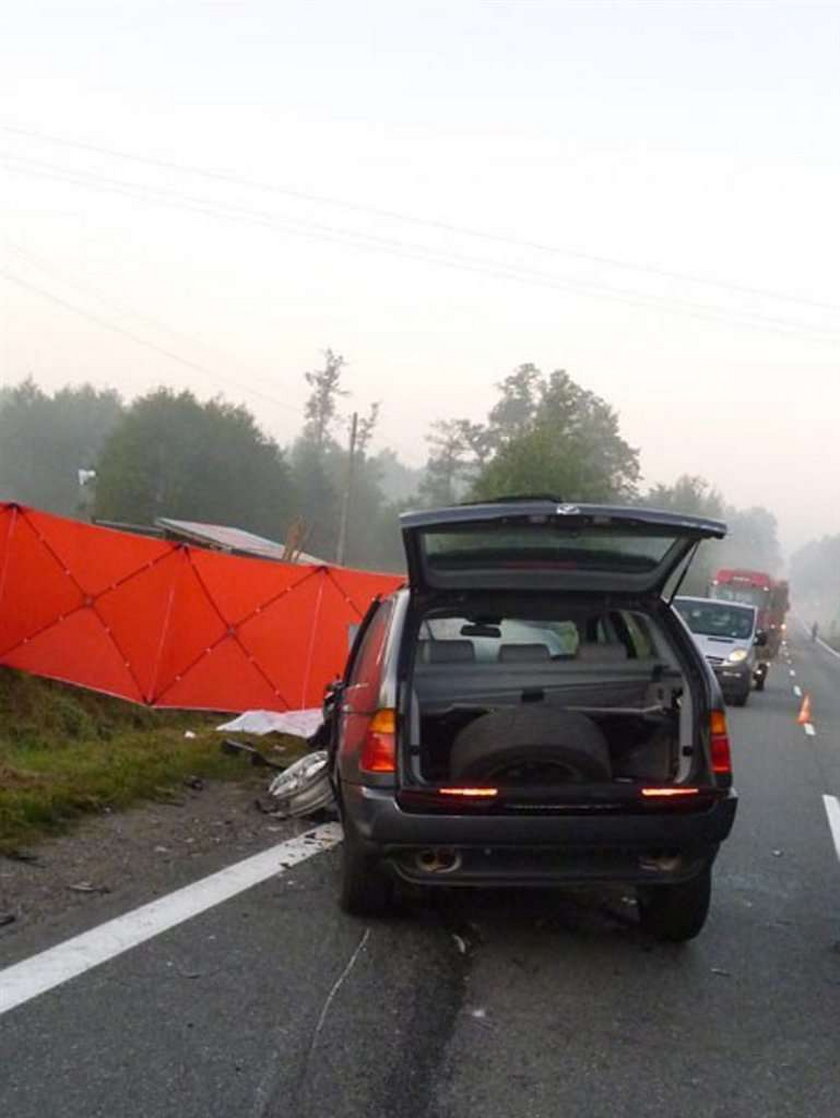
[216,709,323,737]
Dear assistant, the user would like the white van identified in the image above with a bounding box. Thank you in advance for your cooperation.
[674,596,766,706]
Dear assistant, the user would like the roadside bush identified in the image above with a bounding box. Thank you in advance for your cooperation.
[0,666,305,851]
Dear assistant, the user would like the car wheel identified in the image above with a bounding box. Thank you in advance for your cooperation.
[637,865,712,942]
[449,707,611,784]
[338,816,393,917]
[732,690,749,707]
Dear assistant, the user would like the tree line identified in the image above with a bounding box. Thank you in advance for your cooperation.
[789,536,840,646]
[0,357,786,584]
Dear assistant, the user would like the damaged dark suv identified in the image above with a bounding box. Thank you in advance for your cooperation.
[326,500,738,941]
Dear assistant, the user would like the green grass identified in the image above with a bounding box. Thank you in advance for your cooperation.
[0,668,303,852]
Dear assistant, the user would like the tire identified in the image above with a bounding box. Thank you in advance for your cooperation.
[449,707,611,784]
[338,815,393,917]
[637,865,712,942]
[754,675,766,693]
[731,690,749,708]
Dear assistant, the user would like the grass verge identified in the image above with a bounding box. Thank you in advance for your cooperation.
[0,668,304,853]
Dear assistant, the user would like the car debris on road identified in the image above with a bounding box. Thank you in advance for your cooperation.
[219,697,340,820]
[220,735,337,819]
[263,752,335,819]
[67,882,111,895]
[219,737,286,770]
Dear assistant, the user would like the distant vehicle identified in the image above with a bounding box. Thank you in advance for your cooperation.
[767,579,790,652]
[709,568,789,658]
[324,499,737,942]
[674,596,766,706]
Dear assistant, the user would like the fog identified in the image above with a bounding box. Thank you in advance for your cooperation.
[2,1,840,557]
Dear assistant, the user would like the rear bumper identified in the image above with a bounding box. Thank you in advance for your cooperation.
[341,782,738,887]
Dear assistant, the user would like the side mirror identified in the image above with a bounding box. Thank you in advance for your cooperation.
[754,631,768,647]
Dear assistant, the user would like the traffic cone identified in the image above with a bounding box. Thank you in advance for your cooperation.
[797,693,812,725]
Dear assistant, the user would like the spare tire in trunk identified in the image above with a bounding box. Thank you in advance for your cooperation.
[449,706,611,784]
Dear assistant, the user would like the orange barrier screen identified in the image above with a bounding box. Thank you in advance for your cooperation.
[0,504,402,712]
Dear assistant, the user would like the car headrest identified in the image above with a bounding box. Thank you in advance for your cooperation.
[576,642,628,662]
[498,643,551,662]
[425,640,476,663]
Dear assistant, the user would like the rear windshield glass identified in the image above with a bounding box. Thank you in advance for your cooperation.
[675,600,755,640]
[418,608,658,663]
[421,526,679,576]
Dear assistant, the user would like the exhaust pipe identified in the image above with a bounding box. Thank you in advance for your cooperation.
[414,848,463,875]
[639,852,682,873]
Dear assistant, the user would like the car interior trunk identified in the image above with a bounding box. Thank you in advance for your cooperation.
[403,603,695,790]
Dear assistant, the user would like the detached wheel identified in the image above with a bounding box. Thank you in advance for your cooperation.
[339,816,393,917]
[637,866,712,942]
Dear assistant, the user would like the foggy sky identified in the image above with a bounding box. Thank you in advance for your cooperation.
[2,1,839,557]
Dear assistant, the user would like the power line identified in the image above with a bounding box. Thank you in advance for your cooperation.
[4,151,840,344]
[2,120,838,315]
[0,266,304,415]
[2,236,302,406]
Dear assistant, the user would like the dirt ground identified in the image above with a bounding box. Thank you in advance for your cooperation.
[0,771,320,946]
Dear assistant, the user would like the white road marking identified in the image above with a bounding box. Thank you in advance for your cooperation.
[823,796,840,863]
[804,723,816,737]
[793,612,840,660]
[817,636,840,661]
[0,823,342,1018]
[794,685,802,697]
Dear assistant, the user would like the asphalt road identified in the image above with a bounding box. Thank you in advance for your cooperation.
[2,625,839,1117]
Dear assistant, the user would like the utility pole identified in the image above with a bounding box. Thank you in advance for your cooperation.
[77,468,97,521]
[335,411,358,566]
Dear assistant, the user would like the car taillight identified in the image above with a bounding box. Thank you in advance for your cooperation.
[438,787,499,798]
[360,708,397,773]
[710,709,732,775]
[641,787,700,798]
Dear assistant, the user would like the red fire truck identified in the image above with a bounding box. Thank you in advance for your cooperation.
[709,569,789,658]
